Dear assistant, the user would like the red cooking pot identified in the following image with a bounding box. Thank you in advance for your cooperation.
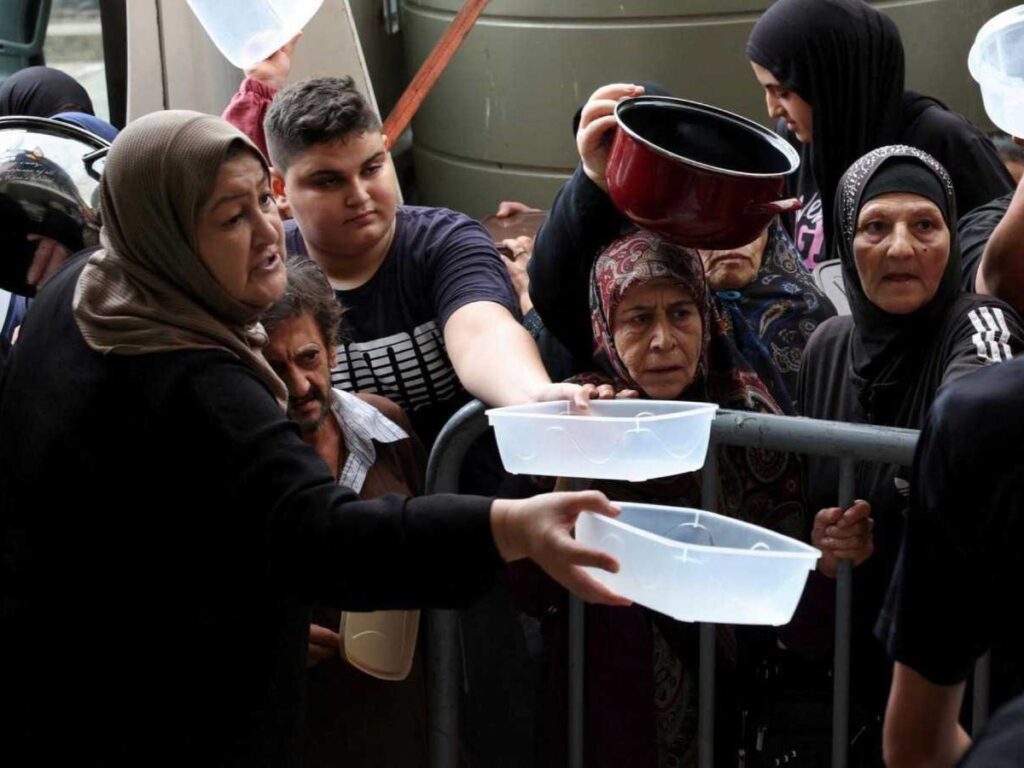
[606,96,802,250]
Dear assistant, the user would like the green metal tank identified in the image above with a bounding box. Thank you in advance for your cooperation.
[401,0,1019,218]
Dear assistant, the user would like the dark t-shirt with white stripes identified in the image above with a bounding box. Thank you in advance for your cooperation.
[285,205,518,450]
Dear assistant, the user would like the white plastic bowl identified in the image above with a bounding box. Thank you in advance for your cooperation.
[486,400,717,481]
[186,0,323,70]
[576,503,820,625]
[969,5,1024,137]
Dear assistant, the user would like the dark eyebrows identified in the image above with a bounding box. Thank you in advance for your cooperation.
[362,151,386,168]
[859,202,943,219]
[210,191,250,209]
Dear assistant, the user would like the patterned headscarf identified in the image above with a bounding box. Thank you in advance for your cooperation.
[584,229,806,539]
[711,221,834,411]
[589,230,710,393]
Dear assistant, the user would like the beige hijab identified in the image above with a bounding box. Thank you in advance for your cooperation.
[73,110,287,404]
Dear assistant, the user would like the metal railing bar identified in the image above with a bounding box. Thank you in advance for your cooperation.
[711,410,917,465]
[831,457,857,768]
[698,442,719,768]
[424,400,488,768]
[973,653,992,733]
[424,400,935,768]
[566,477,589,768]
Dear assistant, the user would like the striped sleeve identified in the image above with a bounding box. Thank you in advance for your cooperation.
[941,302,1024,390]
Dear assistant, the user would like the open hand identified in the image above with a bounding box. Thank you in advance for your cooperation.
[491,491,632,606]
[532,381,639,412]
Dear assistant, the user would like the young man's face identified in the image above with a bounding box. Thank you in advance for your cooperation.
[273,131,399,261]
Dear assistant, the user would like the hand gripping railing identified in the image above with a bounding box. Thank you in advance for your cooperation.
[423,400,992,768]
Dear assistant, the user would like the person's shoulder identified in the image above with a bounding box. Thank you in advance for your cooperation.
[394,205,496,260]
[932,354,1024,436]
[904,100,983,144]
[947,293,1022,339]
[397,205,489,236]
[805,314,853,351]
[959,189,1013,227]
[352,391,413,430]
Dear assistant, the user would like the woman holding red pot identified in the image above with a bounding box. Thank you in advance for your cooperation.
[746,0,1011,269]
[529,82,835,407]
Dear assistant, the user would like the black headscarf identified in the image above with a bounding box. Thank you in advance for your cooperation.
[746,0,934,259]
[0,66,94,118]
[834,145,961,389]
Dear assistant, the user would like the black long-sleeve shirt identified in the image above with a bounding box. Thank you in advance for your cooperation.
[528,167,632,370]
[0,258,502,765]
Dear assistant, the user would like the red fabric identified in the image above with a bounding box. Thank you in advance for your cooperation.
[221,76,278,160]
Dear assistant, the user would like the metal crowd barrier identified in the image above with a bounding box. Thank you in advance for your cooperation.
[423,400,991,768]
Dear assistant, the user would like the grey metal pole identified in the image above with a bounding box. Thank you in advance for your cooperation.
[711,410,917,464]
[425,401,489,768]
[568,594,585,768]
[832,457,856,768]
[698,444,719,768]
[566,477,589,768]
[973,653,992,733]
[426,610,461,768]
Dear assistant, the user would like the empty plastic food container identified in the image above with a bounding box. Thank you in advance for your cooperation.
[576,503,820,625]
[486,400,718,481]
[186,0,323,70]
[969,5,1024,137]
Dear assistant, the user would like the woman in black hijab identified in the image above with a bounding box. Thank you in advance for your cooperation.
[797,145,1024,749]
[0,65,94,117]
[747,0,1012,268]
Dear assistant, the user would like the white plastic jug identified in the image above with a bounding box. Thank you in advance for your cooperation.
[186,0,324,70]
[969,5,1024,138]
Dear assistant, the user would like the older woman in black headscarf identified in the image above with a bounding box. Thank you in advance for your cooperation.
[798,144,1024,742]
[746,0,1012,268]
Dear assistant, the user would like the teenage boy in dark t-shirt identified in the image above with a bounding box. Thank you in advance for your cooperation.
[226,70,608,460]
[879,356,1024,767]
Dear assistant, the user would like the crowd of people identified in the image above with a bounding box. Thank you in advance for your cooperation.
[2,0,1023,765]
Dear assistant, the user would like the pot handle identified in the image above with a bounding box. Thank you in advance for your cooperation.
[748,197,803,215]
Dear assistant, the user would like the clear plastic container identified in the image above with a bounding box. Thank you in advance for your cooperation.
[969,5,1024,137]
[486,400,718,481]
[185,0,323,69]
[576,503,820,625]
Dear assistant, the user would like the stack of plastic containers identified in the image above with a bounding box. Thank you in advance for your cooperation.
[487,399,819,625]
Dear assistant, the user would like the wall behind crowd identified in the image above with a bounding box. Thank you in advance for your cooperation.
[403,0,1018,217]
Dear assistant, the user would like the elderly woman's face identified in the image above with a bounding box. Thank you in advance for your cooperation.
[196,151,286,309]
[612,279,703,399]
[853,192,949,315]
[697,225,770,290]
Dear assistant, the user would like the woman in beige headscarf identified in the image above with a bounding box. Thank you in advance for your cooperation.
[0,111,627,765]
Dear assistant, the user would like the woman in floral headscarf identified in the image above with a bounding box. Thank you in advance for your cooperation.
[530,230,867,767]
